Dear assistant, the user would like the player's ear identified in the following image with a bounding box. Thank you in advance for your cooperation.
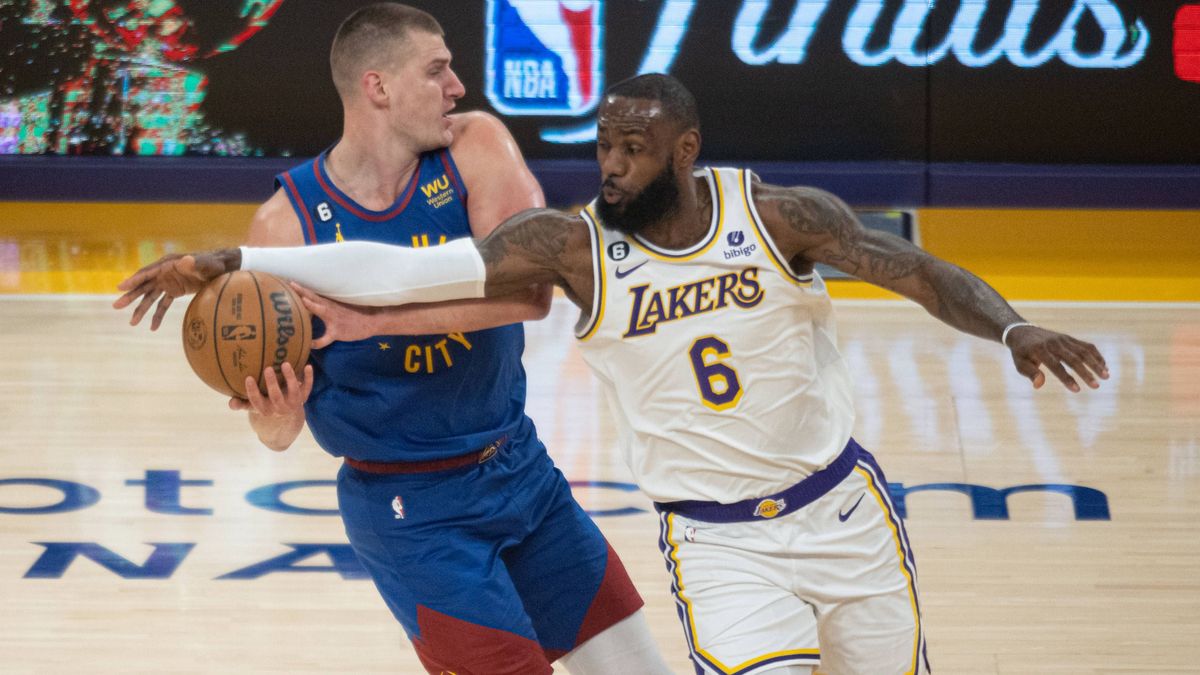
[675,128,700,168]
[363,70,388,105]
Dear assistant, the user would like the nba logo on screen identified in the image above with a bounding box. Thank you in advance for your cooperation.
[486,0,603,116]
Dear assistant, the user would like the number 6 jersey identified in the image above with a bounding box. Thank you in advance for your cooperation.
[575,167,856,504]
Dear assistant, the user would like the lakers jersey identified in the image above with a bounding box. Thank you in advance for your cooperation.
[574,167,856,503]
[275,148,528,463]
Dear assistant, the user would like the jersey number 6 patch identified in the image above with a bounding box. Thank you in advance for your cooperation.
[688,336,743,411]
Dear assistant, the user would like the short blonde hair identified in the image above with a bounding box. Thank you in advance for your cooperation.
[329,3,443,100]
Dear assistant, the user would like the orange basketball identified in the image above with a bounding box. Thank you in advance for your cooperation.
[181,271,312,398]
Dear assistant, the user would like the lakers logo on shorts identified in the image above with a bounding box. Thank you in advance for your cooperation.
[753,498,786,519]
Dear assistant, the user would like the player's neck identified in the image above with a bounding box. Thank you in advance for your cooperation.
[636,173,712,250]
[326,130,421,211]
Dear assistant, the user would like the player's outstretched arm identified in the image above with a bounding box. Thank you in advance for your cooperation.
[113,250,240,330]
[114,209,590,334]
[755,182,1108,392]
[292,283,553,348]
[289,209,590,347]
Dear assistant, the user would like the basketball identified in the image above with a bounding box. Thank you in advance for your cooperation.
[181,271,312,398]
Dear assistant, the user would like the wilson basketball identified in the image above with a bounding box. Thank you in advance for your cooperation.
[181,271,312,398]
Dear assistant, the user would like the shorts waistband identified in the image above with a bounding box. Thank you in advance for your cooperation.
[344,435,508,475]
[654,438,862,523]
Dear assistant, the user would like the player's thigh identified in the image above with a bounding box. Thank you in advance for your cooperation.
[503,461,643,657]
[815,590,926,675]
[805,461,927,674]
[660,512,821,674]
[336,463,552,673]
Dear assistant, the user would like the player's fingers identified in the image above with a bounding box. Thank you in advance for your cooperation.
[228,397,250,411]
[114,289,150,313]
[262,366,286,407]
[118,278,158,310]
[244,375,268,413]
[149,294,175,332]
[311,330,334,350]
[1057,345,1101,390]
[112,288,141,309]
[289,282,318,303]
[298,293,328,322]
[300,364,315,398]
[1079,341,1110,380]
[131,290,161,327]
[279,362,301,400]
[116,267,154,292]
[1032,370,1046,389]
[118,254,182,291]
[1014,357,1044,389]
[1040,354,1080,392]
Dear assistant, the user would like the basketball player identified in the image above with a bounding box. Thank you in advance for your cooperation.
[117,74,1108,674]
[115,6,669,675]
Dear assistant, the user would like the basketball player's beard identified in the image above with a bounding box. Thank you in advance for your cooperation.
[596,162,680,236]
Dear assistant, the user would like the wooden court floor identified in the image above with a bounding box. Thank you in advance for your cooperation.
[1,295,1198,674]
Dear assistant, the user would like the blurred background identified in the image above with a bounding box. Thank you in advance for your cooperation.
[0,0,1196,298]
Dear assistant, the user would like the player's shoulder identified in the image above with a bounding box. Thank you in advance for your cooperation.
[508,206,585,230]
[747,174,840,218]
[246,189,305,246]
[500,207,591,246]
[446,111,533,196]
[448,110,517,151]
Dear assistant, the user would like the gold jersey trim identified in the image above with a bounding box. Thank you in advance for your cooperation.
[740,169,814,286]
[575,206,606,341]
[628,168,725,261]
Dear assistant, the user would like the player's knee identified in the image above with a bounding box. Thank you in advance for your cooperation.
[559,610,672,675]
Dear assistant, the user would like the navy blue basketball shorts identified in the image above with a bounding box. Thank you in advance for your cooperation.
[336,423,643,675]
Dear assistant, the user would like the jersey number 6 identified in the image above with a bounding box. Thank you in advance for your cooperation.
[688,336,743,411]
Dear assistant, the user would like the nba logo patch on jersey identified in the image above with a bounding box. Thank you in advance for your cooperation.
[753,498,786,519]
[392,495,405,519]
[485,0,603,116]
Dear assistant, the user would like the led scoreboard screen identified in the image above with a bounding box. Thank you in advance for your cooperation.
[1,0,1197,163]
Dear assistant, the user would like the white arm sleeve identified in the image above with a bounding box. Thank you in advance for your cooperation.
[238,239,485,306]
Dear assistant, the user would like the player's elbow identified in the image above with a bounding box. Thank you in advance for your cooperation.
[528,283,554,321]
[261,438,293,453]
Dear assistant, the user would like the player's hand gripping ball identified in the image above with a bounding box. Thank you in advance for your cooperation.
[181,271,312,398]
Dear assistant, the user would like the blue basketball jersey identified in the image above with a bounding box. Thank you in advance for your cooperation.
[275,147,528,462]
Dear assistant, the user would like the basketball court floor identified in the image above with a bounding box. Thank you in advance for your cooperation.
[1,219,1199,673]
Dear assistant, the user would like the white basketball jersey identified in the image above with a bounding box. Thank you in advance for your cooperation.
[574,167,856,503]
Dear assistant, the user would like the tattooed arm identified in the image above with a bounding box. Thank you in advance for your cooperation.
[754,182,1017,340]
[753,181,1108,391]
[475,208,596,309]
[286,209,596,346]
[115,208,594,314]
